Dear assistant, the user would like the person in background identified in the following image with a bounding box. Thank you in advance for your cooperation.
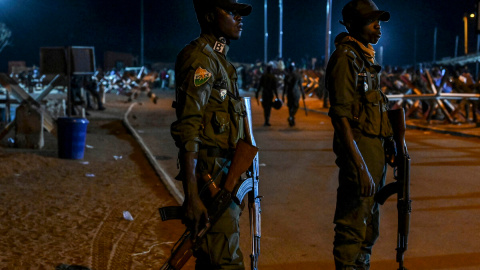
[256,64,278,126]
[84,76,106,111]
[283,62,305,126]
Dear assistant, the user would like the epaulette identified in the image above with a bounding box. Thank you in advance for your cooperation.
[201,43,214,57]
[341,43,365,73]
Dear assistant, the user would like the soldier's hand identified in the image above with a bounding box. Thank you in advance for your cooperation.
[184,194,209,242]
[358,166,375,197]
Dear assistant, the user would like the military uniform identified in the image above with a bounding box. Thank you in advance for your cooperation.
[256,69,278,126]
[326,33,393,269]
[283,69,304,126]
[171,32,245,269]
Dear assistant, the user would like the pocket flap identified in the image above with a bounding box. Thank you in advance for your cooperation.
[365,90,380,103]
[214,111,229,125]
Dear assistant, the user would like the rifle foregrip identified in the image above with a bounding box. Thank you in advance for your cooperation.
[159,206,184,221]
[374,182,398,205]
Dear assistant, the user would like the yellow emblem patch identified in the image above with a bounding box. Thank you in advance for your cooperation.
[194,67,212,87]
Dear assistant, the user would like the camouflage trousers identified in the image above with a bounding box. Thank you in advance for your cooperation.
[333,134,387,270]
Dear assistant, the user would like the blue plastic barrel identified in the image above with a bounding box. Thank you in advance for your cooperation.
[57,117,89,159]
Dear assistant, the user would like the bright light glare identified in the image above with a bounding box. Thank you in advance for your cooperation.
[470,13,475,18]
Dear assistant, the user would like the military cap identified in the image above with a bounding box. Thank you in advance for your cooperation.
[340,0,390,25]
[194,0,252,17]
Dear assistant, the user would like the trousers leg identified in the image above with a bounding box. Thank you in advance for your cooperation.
[194,202,244,270]
[333,135,386,270]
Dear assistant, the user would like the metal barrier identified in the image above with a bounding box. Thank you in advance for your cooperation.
[386,69,479,124]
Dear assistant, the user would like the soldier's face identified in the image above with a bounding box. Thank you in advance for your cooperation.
[215,7,244,40]
[358,19,382,45]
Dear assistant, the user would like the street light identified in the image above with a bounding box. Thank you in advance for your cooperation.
[464,12,476,55]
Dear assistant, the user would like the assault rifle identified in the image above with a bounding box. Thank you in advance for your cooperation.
[159,97,261,270]
[237,97,262,270]
[375,108,412,270]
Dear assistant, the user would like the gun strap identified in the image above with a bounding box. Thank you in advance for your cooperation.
[198,158,231,197]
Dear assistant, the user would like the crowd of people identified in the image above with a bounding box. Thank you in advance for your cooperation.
[380,64,480,124]
[241,60,480,126]
[6,54,480,126]
[6,61,480,126]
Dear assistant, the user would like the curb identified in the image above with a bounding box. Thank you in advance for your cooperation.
[405,123,480,139]
[122,102,184,205]
[304,107,480,139]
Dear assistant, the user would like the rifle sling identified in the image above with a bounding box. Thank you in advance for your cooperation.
[198,158,231,197]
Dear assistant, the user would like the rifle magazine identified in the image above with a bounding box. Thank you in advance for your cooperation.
[235,177,254,204]
[374,181,398,205]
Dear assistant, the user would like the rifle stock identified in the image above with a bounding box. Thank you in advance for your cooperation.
[159,139,258,270]
[374,108,411,270]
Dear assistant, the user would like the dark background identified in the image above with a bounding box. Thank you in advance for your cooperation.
[0,0,478,71]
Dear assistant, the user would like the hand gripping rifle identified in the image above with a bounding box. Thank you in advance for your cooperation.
[158,98,260,270]
[374,108,412,270]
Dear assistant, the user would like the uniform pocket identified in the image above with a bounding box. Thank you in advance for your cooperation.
[361,90,382,135]
[201,111,230,149]
[212,111,230,134]
[228,98,245,146]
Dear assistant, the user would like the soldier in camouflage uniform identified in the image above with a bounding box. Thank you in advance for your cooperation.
[325,0,393,269]
[170,0,251,269]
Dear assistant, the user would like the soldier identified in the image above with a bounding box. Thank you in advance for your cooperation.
[325,0,393,269]
[170,0,252,269]
[256,64,279,126]
[283,62,305,126]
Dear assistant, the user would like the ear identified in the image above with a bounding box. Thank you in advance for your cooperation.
[344,22,352,30]
[205,11,215,24]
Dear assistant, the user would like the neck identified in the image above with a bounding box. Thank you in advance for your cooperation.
[202,28,231,45]
[350,33,368,47]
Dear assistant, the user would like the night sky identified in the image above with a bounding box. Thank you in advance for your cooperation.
[0,0,478,72]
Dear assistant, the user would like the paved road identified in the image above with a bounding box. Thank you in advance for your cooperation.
[127,88,480,270]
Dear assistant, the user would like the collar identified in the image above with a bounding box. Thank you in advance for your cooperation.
[335,32,376,65]
[201,33,230,56]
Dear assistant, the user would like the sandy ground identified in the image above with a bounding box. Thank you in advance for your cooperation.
[0,91,188,270]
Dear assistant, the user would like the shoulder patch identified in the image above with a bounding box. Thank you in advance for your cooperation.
[194,67,212,87]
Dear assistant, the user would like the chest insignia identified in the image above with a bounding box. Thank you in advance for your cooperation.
[194,67,212,87]
[220,89,227,100]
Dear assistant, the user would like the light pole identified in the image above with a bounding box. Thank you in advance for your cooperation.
[264,0,268,63]
[324,0,332,69]
[464,12,475,55]
[455,35,459,58]
[140,0,144,67]
[433,27,437,62]
[279,0,283,59]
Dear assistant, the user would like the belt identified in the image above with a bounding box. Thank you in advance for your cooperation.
[201,146,234,158]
